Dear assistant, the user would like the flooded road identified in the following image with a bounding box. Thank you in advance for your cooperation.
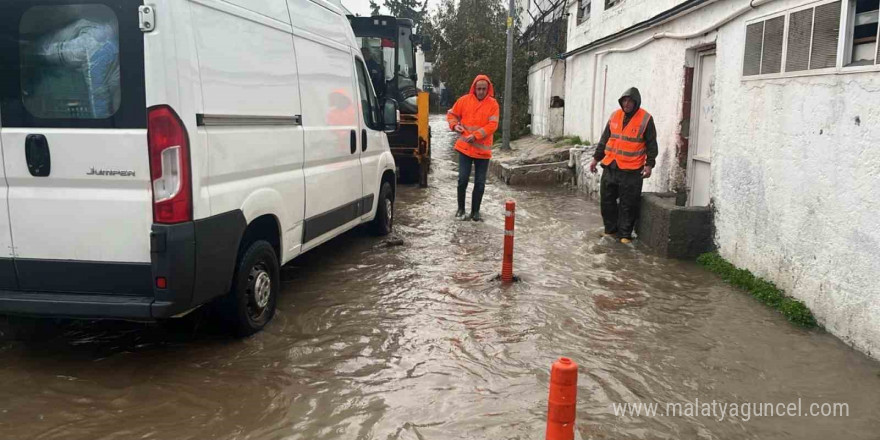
[1,115,879,440]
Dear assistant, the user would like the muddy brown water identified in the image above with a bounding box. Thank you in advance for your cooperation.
[1,115,878,440]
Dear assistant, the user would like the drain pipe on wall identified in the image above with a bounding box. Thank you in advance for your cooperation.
[586,0,781,140]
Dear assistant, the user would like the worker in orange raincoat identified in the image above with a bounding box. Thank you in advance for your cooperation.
[446,74,500,222]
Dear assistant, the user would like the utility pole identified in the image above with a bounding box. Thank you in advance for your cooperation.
[501,0,515,150]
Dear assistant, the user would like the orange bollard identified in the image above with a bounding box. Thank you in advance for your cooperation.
[501,199,516,283]
[546,357,578,440]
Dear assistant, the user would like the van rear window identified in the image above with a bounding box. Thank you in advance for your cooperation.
[0,0,145,129]
[20,5,121,119]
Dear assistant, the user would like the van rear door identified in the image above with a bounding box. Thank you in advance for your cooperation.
[0,0,152,294]
[0,127,15,291]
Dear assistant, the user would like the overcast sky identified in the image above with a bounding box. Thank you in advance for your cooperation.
[342,0,444,17]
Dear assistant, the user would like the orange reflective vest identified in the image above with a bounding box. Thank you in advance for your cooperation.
[601,108,652,170]
[447,75,500,160]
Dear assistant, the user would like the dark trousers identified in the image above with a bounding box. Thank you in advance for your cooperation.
[458,151,489,213]
[600,166,644,238]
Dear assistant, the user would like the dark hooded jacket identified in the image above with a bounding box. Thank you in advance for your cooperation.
[593,87,658,170]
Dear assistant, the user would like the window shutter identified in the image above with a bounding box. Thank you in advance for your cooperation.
[786,8,814,72]
[761,16,785,74]
[744,22,764,75]
[810,1,841,70]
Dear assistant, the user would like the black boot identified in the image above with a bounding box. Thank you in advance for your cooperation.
[470,192,484,222]
[455,208,466,219]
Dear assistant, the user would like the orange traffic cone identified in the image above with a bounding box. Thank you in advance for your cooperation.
[546,357,578,440]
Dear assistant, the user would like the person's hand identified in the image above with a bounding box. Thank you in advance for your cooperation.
[454,124,465,133]
[641,165,652,179]
[463,134,475,143]
[589,159,598,173]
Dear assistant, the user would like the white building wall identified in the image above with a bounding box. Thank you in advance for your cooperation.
[529,58,565,138]
[567,0,696,50]
[712,1,880,359]
[563,0,880,359]
[564,15,719,193]
[548,61,565,138]
[529,62,549,137]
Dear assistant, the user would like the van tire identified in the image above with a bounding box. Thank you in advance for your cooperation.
[371,181,394,236]
[220,240,279,336]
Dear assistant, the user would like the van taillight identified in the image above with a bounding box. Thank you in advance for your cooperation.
[148,106,192,224]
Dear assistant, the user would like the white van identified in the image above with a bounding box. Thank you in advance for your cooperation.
[0,0,399,335]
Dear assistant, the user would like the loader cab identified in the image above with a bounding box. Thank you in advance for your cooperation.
[348,16,427,115]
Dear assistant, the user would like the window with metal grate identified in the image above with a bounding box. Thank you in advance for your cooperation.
[745,1,846,77]
[810,1,842,69]
[762,16,785,74]
[742,16,785,76]
[786,8,814,72]
[743,22,764,75]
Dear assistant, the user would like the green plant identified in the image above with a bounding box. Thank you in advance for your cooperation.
[697,252,817,328]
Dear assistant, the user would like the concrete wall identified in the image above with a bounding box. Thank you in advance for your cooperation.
[563,0,880,359]
[529,58,566,138]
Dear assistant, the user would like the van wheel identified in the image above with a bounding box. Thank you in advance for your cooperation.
[221,240,279,336]
[371,181,394,236]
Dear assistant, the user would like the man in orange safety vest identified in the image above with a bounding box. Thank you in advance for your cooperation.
[589,87,658,244]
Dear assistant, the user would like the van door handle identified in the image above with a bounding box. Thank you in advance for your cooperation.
[362,129,367,152]
[25,134,51,177]
[350,130,356,154]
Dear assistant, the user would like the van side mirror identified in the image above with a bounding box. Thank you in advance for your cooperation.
[382,98,399,133]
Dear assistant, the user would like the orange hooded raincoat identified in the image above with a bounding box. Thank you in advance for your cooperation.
[446,75,500,160]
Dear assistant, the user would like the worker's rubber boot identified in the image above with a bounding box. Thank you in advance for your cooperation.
[455,208,466,220]
[470,193,484,223]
